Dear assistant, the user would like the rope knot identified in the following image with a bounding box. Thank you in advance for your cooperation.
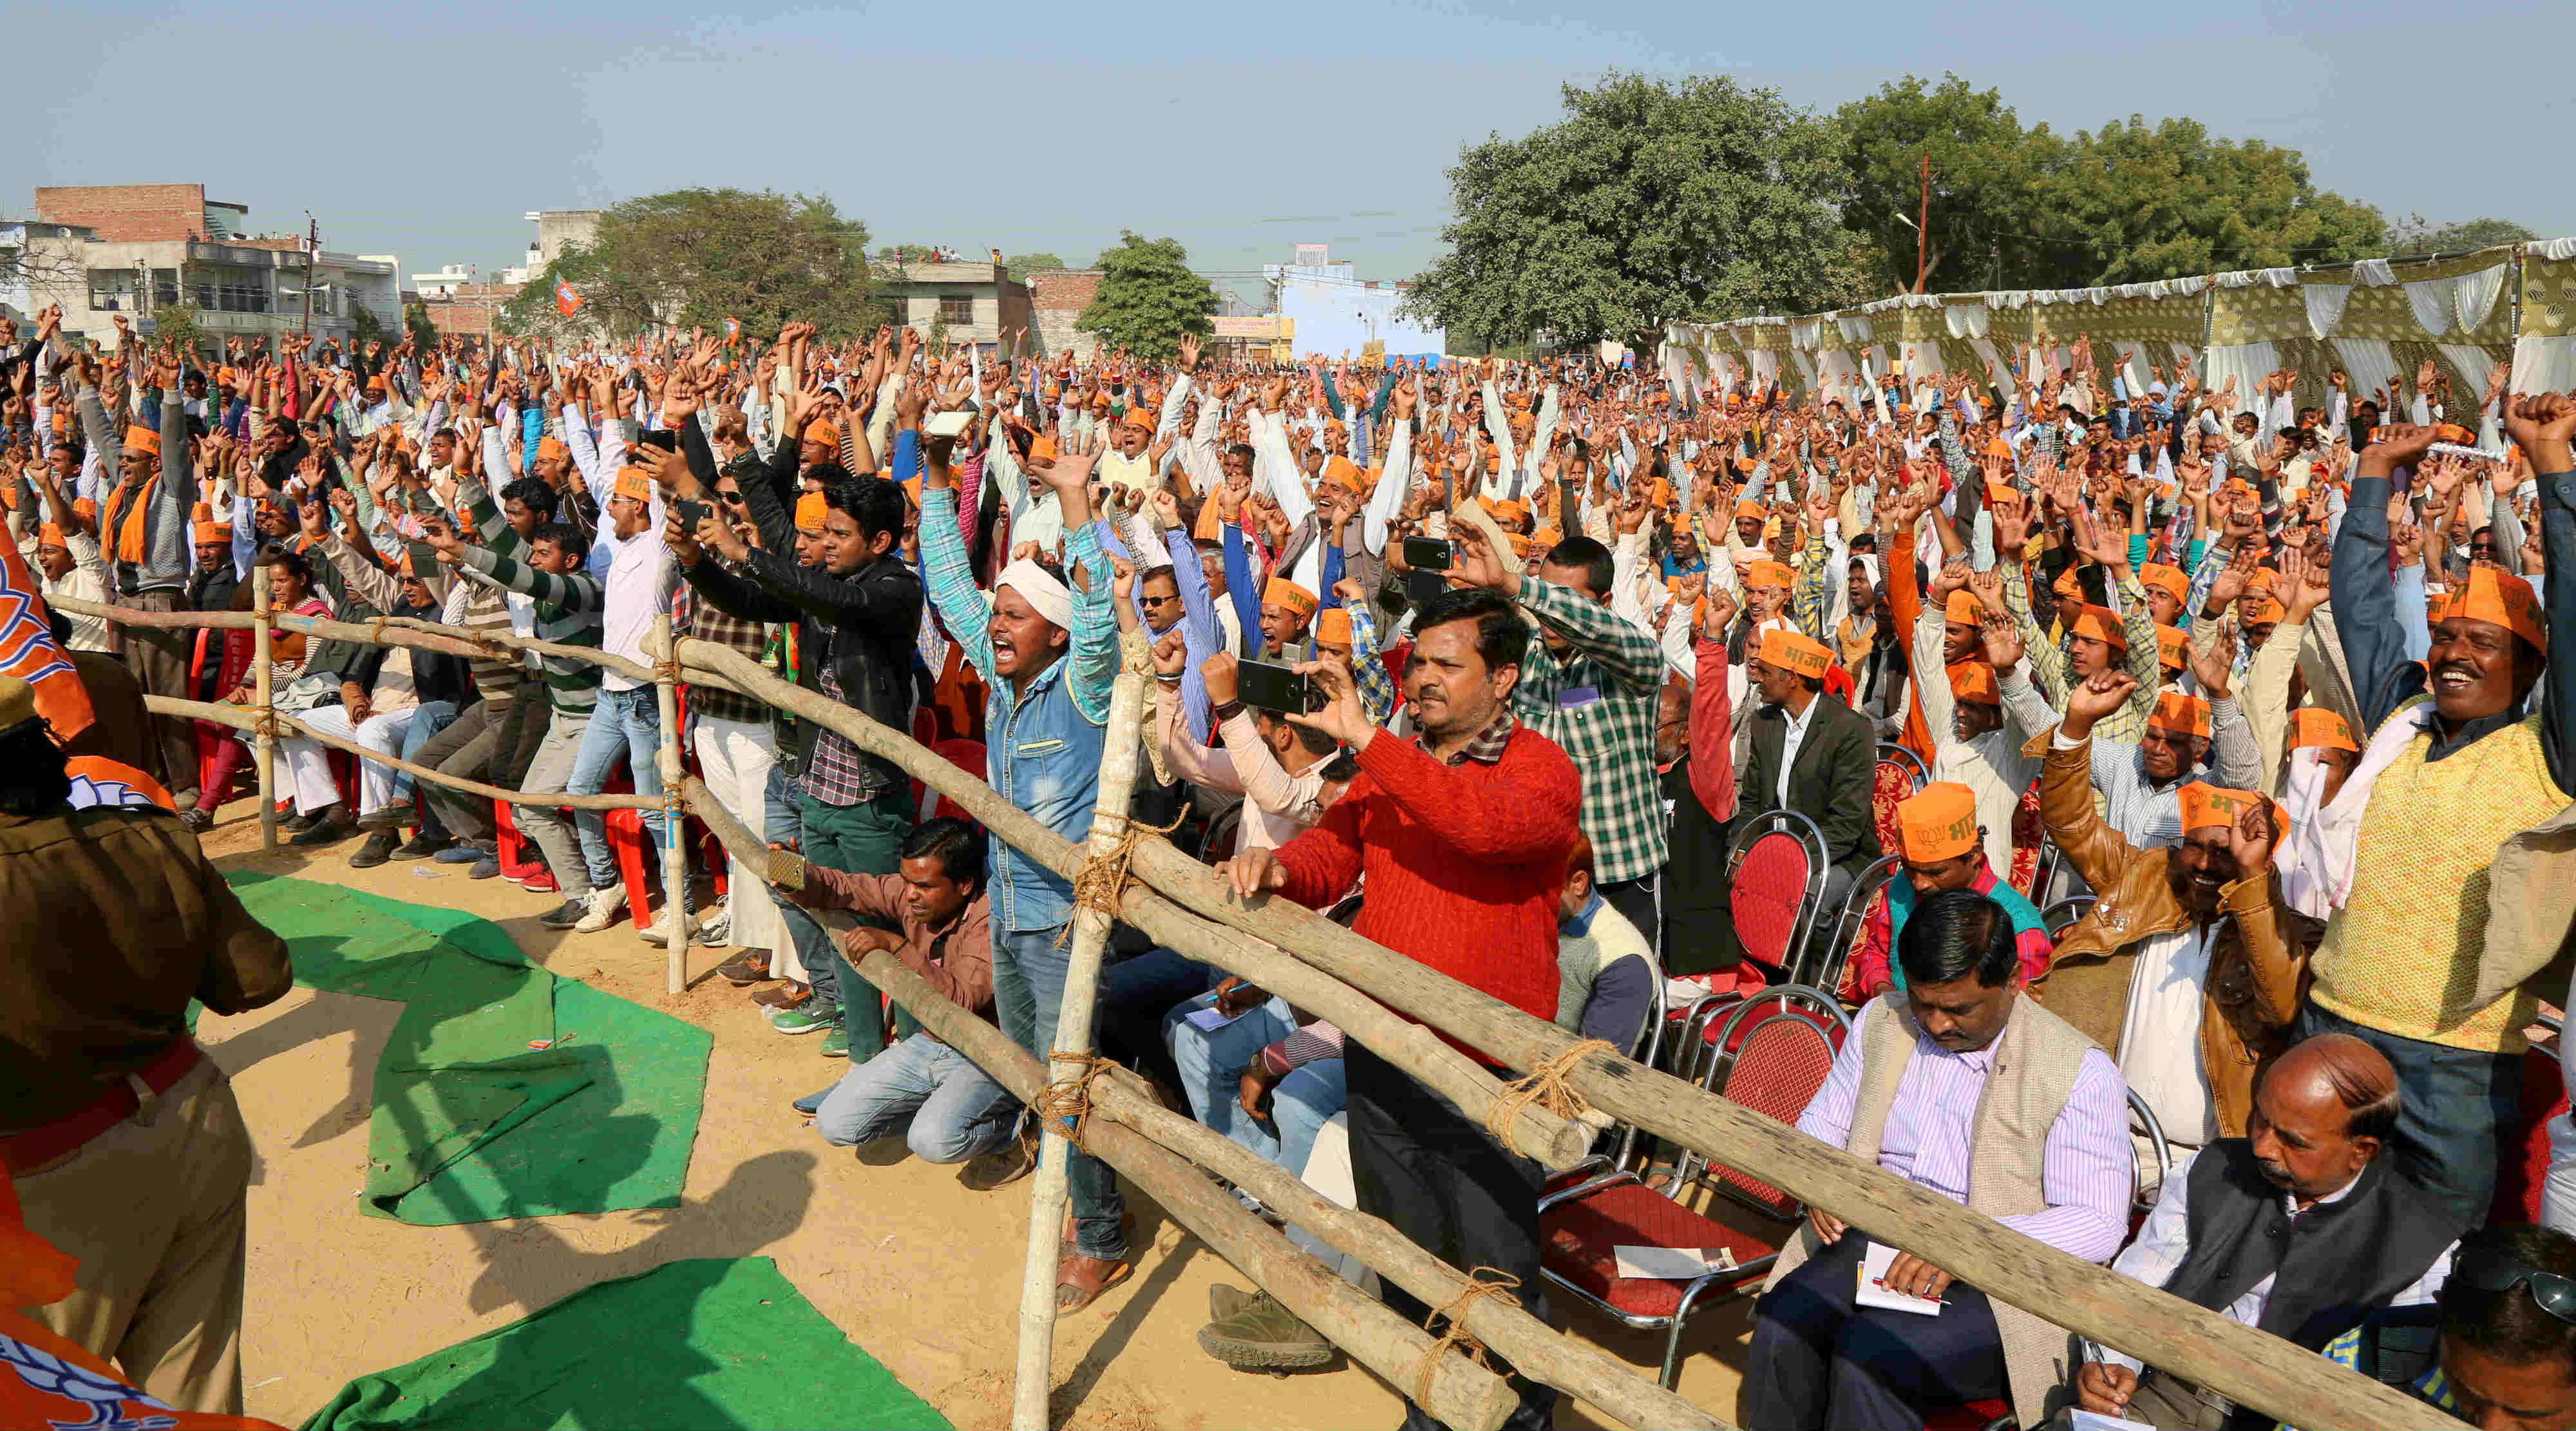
[1052,806,1187,949]
[1481,1038,1615,1146]
[1028,1051,1122,1150]
[1414,1266,1523,1403]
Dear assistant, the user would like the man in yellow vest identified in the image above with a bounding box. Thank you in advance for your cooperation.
[2307,401,2576,1227]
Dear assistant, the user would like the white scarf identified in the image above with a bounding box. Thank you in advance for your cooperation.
[2294,700,2438,917]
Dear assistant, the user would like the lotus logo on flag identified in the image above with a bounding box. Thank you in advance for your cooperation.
[723,317,741,343]
[554,281,583,317]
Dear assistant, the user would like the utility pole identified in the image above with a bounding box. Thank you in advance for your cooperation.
[301,212,317,336]
[1915,153,1931,294]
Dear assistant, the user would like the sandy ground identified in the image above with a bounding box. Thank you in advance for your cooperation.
[196,801,1757,1430]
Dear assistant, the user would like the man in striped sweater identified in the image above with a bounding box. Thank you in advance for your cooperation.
[425,484,607,932]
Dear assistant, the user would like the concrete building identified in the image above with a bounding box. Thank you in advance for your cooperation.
[1027,269,1101,361]
[878,256,1032,352]
[0,220,97,325]
[1264,245,1442,363]
[412,263,479,298]
[526,210,600,271]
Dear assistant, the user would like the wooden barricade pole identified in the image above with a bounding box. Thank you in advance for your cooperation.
[651,614,689,995]
[252,565,276,851]
[1010,650,1153,1431]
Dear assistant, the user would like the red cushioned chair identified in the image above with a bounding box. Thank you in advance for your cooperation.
[1540,991,1853,1388]
[1819,854,1902,1008]
[1719,810,1833,1010]
[2494,1039,2566,1226]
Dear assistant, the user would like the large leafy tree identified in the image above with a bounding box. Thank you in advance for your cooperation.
[1001,251,1070,280]
[1835,75,2055,294]
[1075,232,1215,361]
[2032,117,2384,283]
[501,188,874,340]
[1403,72,1859,352]
[2387,215,2537,258]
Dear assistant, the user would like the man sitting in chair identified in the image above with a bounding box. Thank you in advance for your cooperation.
[2073,1032,2464,1428]
[1744,889,2130,1431]
[1844,781,2052,1001]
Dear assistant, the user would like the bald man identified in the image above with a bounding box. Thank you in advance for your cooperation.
[2073,1034,2469,1428]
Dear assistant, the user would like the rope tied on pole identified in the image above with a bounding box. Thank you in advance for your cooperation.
[1051,806,1187,950]
[1412,1267,1523,1403]
[1481,1039,1616,1146]
[1028,1050,1124,1150]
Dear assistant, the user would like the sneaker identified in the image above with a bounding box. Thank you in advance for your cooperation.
[699,904,732,945]
[752,980,812,1010]
[434,840,492,865]
[289,806,355,846]
[469,856,502,880]
[347,829,400,869]
[519,868,558,894]
[791,1085,836,1116]
[959,1134,1038,1191]
[769,1004,838,1036]
[716,950,773,987]
[638,905,697,948]
[179,808,214,833]
[395,832,453,859]
[1195,1291,1331,1371]
[1208,1284,1259,1323]
[819,1027,849,1059]
[572,886,629,934]
[538,898,591,930]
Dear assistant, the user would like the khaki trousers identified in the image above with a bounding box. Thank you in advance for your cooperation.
[15,1057,252,1415]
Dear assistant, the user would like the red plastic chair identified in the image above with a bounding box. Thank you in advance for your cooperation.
[2494,1043,2566,1226]
[922,739,986,825]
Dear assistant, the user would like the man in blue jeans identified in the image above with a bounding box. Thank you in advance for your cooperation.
[784,819,1014,1163]
[567,456,685,942]
[918,427,1130,1311]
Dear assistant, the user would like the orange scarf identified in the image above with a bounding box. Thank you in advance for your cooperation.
[104,472,158,565]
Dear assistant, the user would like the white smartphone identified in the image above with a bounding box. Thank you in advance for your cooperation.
[924,410,972,439]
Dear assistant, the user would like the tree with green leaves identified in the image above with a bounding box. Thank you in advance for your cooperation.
[402,299,440,352]
[146,303,206,363]
[2030,117,2384,283]
[1403,71,1861,353]
[500,188,875,340]
[2387,215,2537,259]
[1000,251,1070,280]
[1075,232,1215,361]
[1835,75,2056,294]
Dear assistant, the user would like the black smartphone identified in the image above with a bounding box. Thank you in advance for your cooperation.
[406,540,440,574]
[1403,535,1452,571]
[639,430,679,453]
[1235,659,1311,714]
[672,498,712,528]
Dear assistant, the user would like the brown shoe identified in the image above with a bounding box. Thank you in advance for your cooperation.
[752,980,811,1010]
[716,949,773,987]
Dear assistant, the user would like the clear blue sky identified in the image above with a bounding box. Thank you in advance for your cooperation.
[10,0,2568,296]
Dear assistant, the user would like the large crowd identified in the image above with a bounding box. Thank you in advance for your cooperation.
[10,298,2576,1431]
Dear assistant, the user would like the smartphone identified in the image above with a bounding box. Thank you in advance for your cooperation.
[406,540,440,574]
[672,498,712,528]
[1235,659,1311,714]
[925,410,972,439]
[639,430,678,453]
[1403,536,1452,571]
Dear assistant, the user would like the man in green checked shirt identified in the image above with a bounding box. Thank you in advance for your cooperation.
[1446,523,1669,943]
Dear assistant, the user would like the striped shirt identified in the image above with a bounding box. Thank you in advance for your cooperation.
[1797,998,2132,1263]
[453,544,603,714]
[1507,574,1668,886]
[452,579,523,708]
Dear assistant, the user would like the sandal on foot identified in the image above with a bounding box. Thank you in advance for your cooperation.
[1056,1253,1133,1313]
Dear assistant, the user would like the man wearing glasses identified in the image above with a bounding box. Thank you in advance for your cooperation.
[2423,1224,2576,1429]
[2074,1034,2467,1427]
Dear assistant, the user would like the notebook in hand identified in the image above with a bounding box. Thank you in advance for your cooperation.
[1855,1240,1943,1316]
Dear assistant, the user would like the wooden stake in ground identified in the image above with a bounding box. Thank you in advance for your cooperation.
[651,614,689,995]
[1010,654,1151,1431]
[252,564,276,851]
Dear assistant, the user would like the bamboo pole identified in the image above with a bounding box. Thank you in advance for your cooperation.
[838,938,1517,1431]
[51,596,676,688]
[1012,654,1151,1431]
[672,639,2463,1431]
[651,614,688,994]
[252,565,275,851]
[668,641,1587,1169]
[151,696,660,811]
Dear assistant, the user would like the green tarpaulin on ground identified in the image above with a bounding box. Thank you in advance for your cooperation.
[225,872,709,1225]
[299,1257,951,1431]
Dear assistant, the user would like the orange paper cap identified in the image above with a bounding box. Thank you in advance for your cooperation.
[2434,564,2544,652]
[2180,781,2283,840]
[1323,455,1360,492]
[2239,592,2286,625]
[1264,576,1319,620]
[2070,604,2129,650]
[1735,499,1764,519]
[1757,626,1833,680]
[2052,567,2085,602]
[124,424,160,456]
[537,436,571,464]
[1947,659,1998,705]
[1121,406,1155,431]
[612,466,652,504]
[804,419,840,447]
[794,491,828,533]
[2139,563,2188,604]
[193,521,229,545]
[191,500,214,523]
[1745,560,1794,591]
[2289,706,2359,753]
[2151,690,2211,740]
[1897,781,1980,862]
[36,523,66,549]
[1314,607,1352,649]
[1943,590,1981,625]
[2155,623,2189,671]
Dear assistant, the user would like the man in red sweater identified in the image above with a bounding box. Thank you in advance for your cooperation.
[1220,585,1580,1431]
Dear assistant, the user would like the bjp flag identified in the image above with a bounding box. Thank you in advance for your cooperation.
[554,281,583,317]
[723,316,741,344]
[0,527,93,743]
